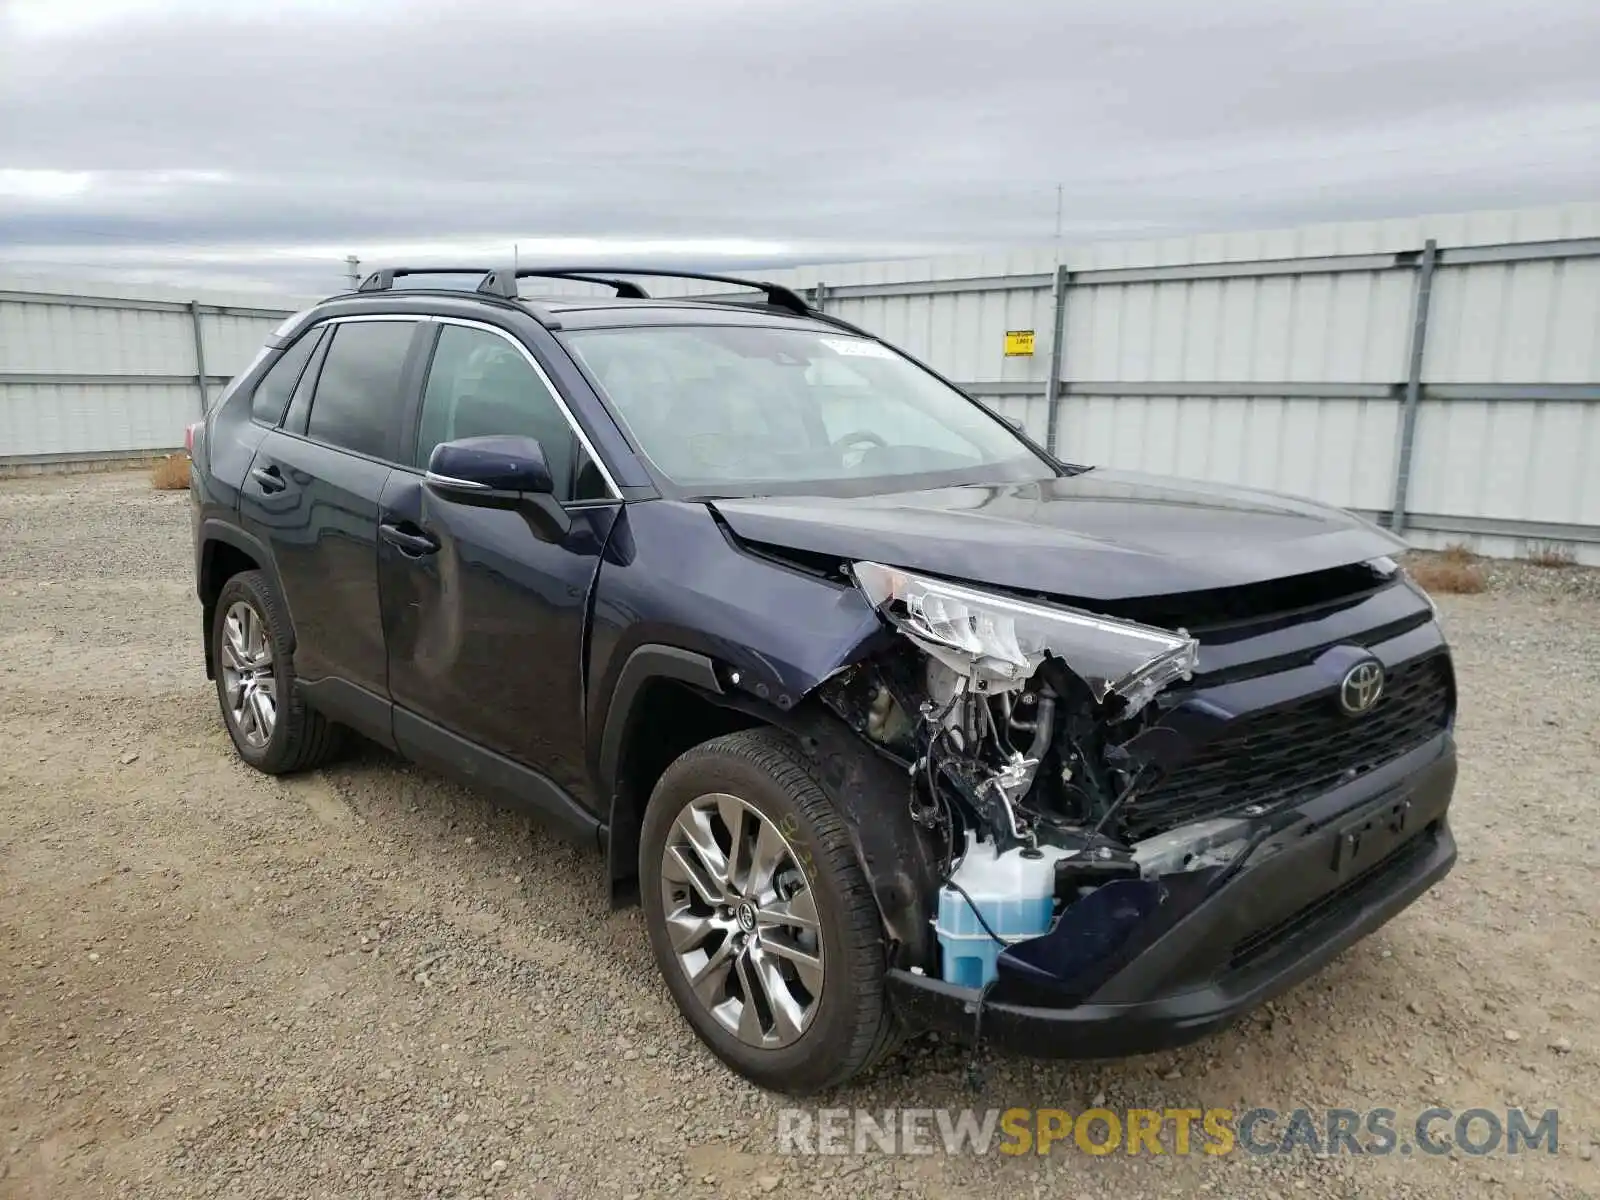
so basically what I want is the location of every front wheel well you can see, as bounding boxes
[199,539,261,677]
[606,679,759,902]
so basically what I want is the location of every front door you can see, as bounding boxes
[378,319,619,813]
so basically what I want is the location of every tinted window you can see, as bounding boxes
[250,330,321,426]
[283,327,332,435]
[416,325,581,499]
[305,321,417,460]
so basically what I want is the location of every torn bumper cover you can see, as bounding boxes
[888,735,1457,1056]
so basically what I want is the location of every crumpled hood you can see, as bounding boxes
[710,469,1405,602]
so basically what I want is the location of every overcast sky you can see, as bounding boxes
[1,0,1596,293]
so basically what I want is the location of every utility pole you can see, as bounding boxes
[345,255,361,289]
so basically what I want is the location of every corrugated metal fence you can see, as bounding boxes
[0,276,303,471]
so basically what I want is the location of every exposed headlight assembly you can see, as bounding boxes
[851,561,1199,716]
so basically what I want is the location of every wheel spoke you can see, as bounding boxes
[672,807,731,898]
[663,843,725,909]
[247,690,269,741]
[251,686,276,735]
[716,795,751,893]
[664,904,715,954]
[246,608,267,664]
[687,937,737,1007]
[751,948,808,1042]
[747,818,789,897]
[236,689,258,740]
[734,952,768,1042]
[225,612,248,662]
[757,885,819,934]
[758,935,823,995]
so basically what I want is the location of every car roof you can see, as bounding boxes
[307,265,854,337]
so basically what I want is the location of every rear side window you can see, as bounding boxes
[250,330,321,426]
[304,321,418,460]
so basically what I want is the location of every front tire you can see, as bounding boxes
[639,729,900,1094]
[212,570,342,774]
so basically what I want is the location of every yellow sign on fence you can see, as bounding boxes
[1004,330,1035,357]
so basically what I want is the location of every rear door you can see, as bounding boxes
[377,317,620,817]
[238,315,427,742]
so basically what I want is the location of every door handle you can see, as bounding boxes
[380,522,440,558]
[250,465,287,493]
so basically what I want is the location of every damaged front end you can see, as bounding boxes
[818,560,1272,1000]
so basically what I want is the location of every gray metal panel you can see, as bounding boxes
[1349,509,1600,546]
[0,290,294,319]
[0,373,235,386]
[1433,237,1600,266]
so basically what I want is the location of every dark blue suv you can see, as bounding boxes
[190,267,1457,1094]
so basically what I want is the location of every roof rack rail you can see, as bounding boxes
[484,270,650,299]
[356,266,510,294]
[489,267,812,316]
[355,264,818,321]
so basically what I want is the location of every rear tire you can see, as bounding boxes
[212,570,342,774]
[639,728,901,1094]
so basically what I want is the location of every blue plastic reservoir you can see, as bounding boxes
[935,833,1080,988]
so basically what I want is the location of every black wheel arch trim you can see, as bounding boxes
[597,644,941,971]
[198,519,291,679]
[598,644,725,887]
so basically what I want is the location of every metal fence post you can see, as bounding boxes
[1389,239,1437,533]
[1043,264,1070,455]
[812,281,828,313]
[188,300,210,416]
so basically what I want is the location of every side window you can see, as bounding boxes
[250,329,321,426]
[415,325,582,499]
[282,326,332,435]
[304,321,418,460]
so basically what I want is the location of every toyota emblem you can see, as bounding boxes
[1339,660,1385,716]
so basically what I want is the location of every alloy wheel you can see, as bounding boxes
[220,600,277,748]
[659,792,824,1049]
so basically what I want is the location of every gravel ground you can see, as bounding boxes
[2,471,1598,1200]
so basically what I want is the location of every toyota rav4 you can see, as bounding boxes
[189,266,1457,1094]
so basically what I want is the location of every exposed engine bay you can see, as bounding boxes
[817,560,1265,989]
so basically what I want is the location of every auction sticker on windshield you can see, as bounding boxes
[821,337,898,359]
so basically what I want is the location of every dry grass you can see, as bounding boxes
[150,454,191,491]
[1410,559,1487,594]
[1438,541,1479,564]
[1525,541,1577,569]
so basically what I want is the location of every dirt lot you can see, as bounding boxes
[2,471,1598,1199]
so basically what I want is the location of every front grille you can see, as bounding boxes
[1125,653,1453,838]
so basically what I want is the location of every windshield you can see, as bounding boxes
[561,325,1053,497]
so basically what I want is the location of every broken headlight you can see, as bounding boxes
[851,561,1198,715]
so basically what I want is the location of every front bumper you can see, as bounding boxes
[887,732,1457,1058]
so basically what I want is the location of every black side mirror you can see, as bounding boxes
[425,435,570,540]
[426,435,553,497]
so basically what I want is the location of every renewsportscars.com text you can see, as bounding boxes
[777,1106,1560,1158]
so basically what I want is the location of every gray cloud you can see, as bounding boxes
[2,0,1596,292]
